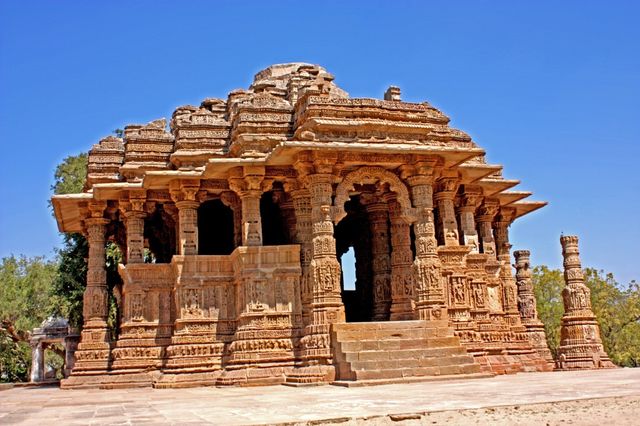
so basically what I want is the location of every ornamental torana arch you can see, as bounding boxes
[332,166,415,224]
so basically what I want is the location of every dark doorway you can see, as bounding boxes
[144,204,176,263]
[335,196,374,322]
[198,199,234,255]
[260,190,290,246]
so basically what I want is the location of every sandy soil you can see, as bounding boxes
[339,396,640,426]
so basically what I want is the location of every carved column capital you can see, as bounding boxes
[169,179,200,203]
[434,177,458,200]
[477,200,499,223]
[434,177,459,246]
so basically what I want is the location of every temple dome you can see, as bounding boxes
[250,62,349,100]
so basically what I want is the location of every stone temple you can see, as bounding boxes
[53,63,602,389]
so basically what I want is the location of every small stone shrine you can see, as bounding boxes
[53,63,598,389]
[29,317,79,382]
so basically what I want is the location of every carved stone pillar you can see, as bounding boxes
[514,250,554,366]
[30,341,44,382]
[407,170,447,321]
[557,236,614,369]
[71,203,112,374]
[291,187,313,328]
[123,195,146,263]
[476,201,498,258]
[388,196,414,320]
[300,172,344,364]
[362,197,391,321]
[457,187,481,253]
[163,203,180,254]
[434,177,459,246]
[279,192,297,244]
[493,208,520,325]
[229,167,264,246]
[220,191,242,249]
[170,180,200,255]
[176,201,199,254]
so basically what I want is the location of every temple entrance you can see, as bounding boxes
[335,194,376,322]
[198,199,234,255]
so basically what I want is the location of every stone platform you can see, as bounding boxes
[1,368,639,425]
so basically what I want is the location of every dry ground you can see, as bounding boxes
[1,368,639,425]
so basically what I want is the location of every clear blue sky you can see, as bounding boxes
[1,1,638,284]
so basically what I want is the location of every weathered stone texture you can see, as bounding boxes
[51,63,607,389]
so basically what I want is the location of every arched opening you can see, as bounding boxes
[144,204,176,263]
[261,189,290,246]
[198,199,234,255]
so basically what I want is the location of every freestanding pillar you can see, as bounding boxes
[30,341,44,382]
[557,235,615,369]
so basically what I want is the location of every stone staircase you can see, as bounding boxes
[331,320,490,386]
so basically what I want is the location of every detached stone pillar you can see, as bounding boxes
[408,172,447,321]
[30,341,44,382]
[493,208,520,325]
[514,250,554,366]
[457,188,481,252]
[72,207,112,373]
[434,177,459,246]
[388,196,414,320]
[476,201,498,258]
[557,236,614,369]
[362,197,391,321]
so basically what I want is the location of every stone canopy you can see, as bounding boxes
[52,63,559,389]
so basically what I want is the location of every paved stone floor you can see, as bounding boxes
[1,368,639,425]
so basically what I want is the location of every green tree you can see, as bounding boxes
[533,266,640,367]
[50,154,89,329]
[0,255,57,382]
[51,153,88,195]
[532,265,565,359]
[50,153,122,334]
[585,270,640,367]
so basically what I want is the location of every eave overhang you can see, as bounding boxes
[51,193,93,233]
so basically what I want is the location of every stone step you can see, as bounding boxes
[331,321,453,342]
[332,328,457,342]
[343,354,478,371]
[331,372,493,387]
[338,345,467,363]
[338,338,451,352]
[336,336,462,354]
[331,320,483,384]
[332,320,449,331]
[350,363,483,381]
